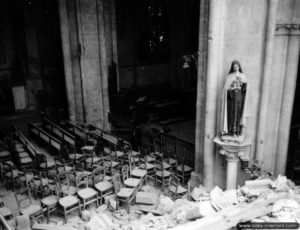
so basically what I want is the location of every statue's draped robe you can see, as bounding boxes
[221,73,248,136]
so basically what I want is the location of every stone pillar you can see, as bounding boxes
[275,25,300,175]
[58,0,76,122]
[192,0,208,186]
[226,156,239,189]
[255,0,278,162]
[96,0,110,131]
[202,0,226,189]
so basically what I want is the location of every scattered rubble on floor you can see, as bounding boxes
[18,175,300,230]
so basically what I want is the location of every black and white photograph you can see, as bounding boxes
[0,0,299,229]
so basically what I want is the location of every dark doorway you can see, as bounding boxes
[286,54,300,184]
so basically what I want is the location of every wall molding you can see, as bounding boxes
[276,23,300,36]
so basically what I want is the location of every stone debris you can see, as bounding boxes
[156,195,175,214]
[136,192,159,205]
[141,185,157,193]
[210,186,233,211]
[191,185,209,201]
[8,173,300,230]
[81,210,91,221]
[96,204,108,213]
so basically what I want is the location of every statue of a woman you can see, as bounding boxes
[221,60,248,143]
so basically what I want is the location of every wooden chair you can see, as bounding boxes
[36,153,55,177]
[138,148,156,183]
[176,155,193,185]
[53,157,73,175]
[15,185,44,223]
[112,173,135,213]
[57,172,81,223]
[92,166,114,205]
[128,155,146,189]
[3,161,22,191]
[121,165,141,190]
[75,174,99,210]
[155,153,171,191]
[40,182,59,223]
[102,150,121,175]
[82,146,101,171]
[56,171,77,197]
[167,174,187,200]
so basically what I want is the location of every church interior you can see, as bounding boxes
[0,0,300,229]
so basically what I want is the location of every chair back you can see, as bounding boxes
[121,165,129,182]
[75,174,88,191]
[92,166,106,185]
[112,173,122,194]
[128,155,138,173]
[15,187,32,212]
[56,171,70,195]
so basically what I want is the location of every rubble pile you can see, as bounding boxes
[60,176,300,230]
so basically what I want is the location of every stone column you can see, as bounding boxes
[275,25,300,175]
[192,0,208,186]
[202,0,226,189]
[225,155,239,189]
[58,0,76,122]
[255,0,278,162]
[96,0,110,131]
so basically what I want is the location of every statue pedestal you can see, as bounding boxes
[214,136,252,189]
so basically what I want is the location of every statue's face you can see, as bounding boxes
[233,64,240,72]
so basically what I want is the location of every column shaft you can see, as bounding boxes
[58,0,76,121]
[255,0,278,162]
[275,36,300,175]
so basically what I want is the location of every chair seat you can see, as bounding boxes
[78,188,98,199]
[0,207,12,217]
[117,188,134,198]
[40,161,55,169]
[124,178,141,187]
[59,195,79,207]
[19,152,29,158]
[161,162,171,169]
[131,168,147,178]
[20,204,42,216]
[156,170,171,177]
[65,166,73,172]
[177,165,192,172]
[103,161,119,168]
[69,153,83,160]
[95,181,113,192]
[41,195,58,206]
[168,158,177,165]
[170,185,187,194]
[116,151,124,157]
[21,157,33,164]
[81,146,94,151]
[0,151,10,158]
[131,151,140,156]
[104,175,112,181]
[16,147,25,153]
[34,178,49,187]
[140,163,155,170]
[15,143,24,148]
[86,157,101,163]
[104,147,110,154]
[61,185,77,196]
[75,171,92,177]
[147,156,155,162]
